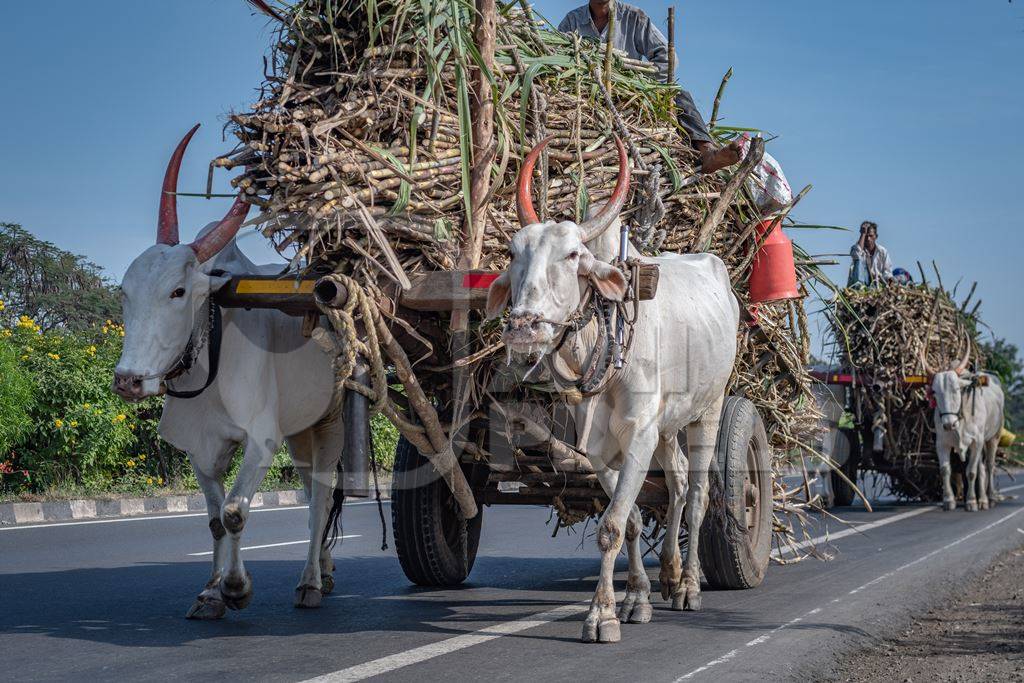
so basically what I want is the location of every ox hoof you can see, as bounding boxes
[294,585,323,609]
[672,587,702,612]
[320,574,335,595]
[582,618,621,643]
[966,501,979,512]
[221,572,253,611]
[186,597,226,620]
[942,499,956,511]
[979,500,990,511]
[221,503,246,534]
[618,600,652,624]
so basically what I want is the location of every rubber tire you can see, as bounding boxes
[830,428,860,507]
[698,397,773,590]
[391,436,483,586]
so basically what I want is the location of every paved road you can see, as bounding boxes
[2,477,1023,682]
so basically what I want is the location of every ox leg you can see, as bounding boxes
[938,445,956,511]
[655,437,687,606]
[295,417,344,608]
[676,396,724,612]
[965,441,981,512]
[617,506,652,625]
[976,443,990,511]
[186,444,234,620]
[582,431,656,643]
[220,435,279,610]
[985,437,1002,503]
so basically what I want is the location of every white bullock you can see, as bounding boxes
[486,137,740,643]
[113,125,342,617]
[925,344,1005,511]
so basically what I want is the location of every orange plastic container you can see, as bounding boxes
[748,219,800,303]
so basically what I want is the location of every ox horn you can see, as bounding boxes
[157,124,201,246]
[189,196,252,264]
[577,137,631,243]
[952,329,972,375]
[515,135,555,227]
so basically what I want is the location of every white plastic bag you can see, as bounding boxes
[735,134,792,211]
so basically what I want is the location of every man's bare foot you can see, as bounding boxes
[697,140,743,174]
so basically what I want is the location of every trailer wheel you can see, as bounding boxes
[391,436,482,586]
[830,428,860,507]
[698,397,773,590]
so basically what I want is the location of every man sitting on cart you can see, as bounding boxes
[558,0,742,174]
[848,220,893,287]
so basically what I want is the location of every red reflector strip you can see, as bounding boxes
[463,273,500,289]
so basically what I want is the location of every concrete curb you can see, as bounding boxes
[0,489,310,527]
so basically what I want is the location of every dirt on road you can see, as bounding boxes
[828,540,1024,682]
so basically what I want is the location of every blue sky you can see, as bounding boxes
[2,1,1022,355]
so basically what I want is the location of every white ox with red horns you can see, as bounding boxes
[487,137,740,643]
[924,338,1006,511]
[113,125,344,617]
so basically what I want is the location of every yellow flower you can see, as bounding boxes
[106,320,112,326]
[138,454,146,462]
[47,353,60,361]
[20,354,28,361]
[1,330,11,338]
[83,403,91,409]
[126,459,135,468]
[146,477,154,485]
[114,414,126,422]
[101,326,108,335]
[119,329,125,337]
[0,300,5,311]
[54,419,64,428]
[129,424,136,431]
[87,345,97,355]
[157,477,164,486]
[70,420,78,428]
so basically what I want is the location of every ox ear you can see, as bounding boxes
[958,376,973,390]
[578,252,627,302]
[485,271,511,320]
[192,264,232,294]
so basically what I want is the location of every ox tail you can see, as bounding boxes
[321,459,345,551]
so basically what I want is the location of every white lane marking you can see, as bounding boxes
[301,603,590,683]
[1001,483,1024,492]
[676,505,1024,681]
[773,506,934,558]
[0,499,390,532]
[188,535,361,556]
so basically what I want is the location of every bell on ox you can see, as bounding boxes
[748,219,800,304]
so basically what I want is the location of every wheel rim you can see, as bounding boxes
[743,438,764,541]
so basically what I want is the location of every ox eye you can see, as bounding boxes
[170,287,186,299]
[567,250,579,260]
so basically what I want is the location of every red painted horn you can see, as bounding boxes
[157,124,201,246]
[516,136,555,227]
[189,196,252,264]
[578,137,631,243]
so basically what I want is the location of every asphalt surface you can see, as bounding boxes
[2,476,1023,683]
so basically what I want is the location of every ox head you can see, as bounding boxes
[921,334,972,432]
[485,136,630,360]
[113,125,250,401]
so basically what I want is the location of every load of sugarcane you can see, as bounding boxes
[222,0,823,522]
[830,274,983,500]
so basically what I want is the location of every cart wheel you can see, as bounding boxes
[391,436,482,586]
[830,428,860,507]
[698,397,772,590]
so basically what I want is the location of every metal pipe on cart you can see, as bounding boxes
[343,359,372,498]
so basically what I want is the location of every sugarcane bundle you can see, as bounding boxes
[223,0,822,476]
[830,277,983,499]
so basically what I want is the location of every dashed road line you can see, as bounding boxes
[675,505,1024,681]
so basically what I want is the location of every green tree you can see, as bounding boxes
[981,338,1024,432]
[0,222,121,331]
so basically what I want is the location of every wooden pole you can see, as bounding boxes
[666,7,676,85]
[453,0,497,331]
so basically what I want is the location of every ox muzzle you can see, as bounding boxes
[503,311,555,353]
[112,371,164,402]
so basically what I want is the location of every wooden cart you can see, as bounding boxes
[215,271,775,590]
